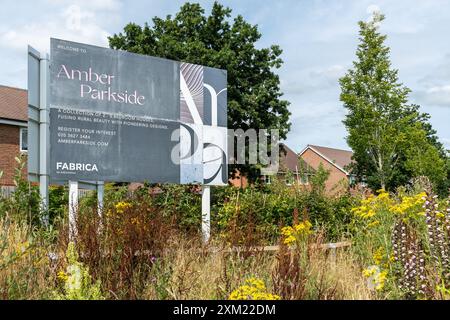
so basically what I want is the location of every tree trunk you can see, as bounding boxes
[378,152,386,190]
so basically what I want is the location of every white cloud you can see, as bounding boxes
[413,84,450,108]
[441,138,450,150]
[310,64,345,79]
[46,0,122,11]
[366,4,381,15]
[0,2,120,53]
[366,4,382,26]
[425,85,450,107]
[0,0,121,88]
[427,85,450,94]
[282,64,346,96]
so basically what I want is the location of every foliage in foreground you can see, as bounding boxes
[1,157,449,300]
[53,242,104,300]
[340,12,447,194]
[351,178,450,299]
[229,278,280,300]
[0,179,367,300]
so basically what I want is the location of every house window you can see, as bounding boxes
[300,173,309,185]
[20,128,28,152]
[263,175,272,185]
[285,176,294,186]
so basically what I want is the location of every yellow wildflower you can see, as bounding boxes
[281,226,293,236]
[373,247,384,265]
[436,212,445,219]
[389,192,427,217]
[294,221,312,236]
[375,270,388,291]
[283,235,296,245]
[16,241,30,254]
[362,265,388,291]
[229,277,280,300]
[57,270,69,282]
[281,221,313,245]
[367,220,380,228]
[352,191,393,221]
[115,201,132,214]
[362,266,377,277]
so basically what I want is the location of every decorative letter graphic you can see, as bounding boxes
[178,63,228,185]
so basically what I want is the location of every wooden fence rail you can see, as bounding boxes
[67,240,352,262]
[206,241,352,253]
[204,241,352,263]
[128,241,352,259]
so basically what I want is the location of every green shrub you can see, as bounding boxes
[214,175,356,243]
[0,156,42,226]
[53,242,104,300]
[48,186,68,225]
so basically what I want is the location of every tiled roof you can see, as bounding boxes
[0,85,28,122]
[279,144,299,172]
[279,144,315,174]
[306,144,354,172]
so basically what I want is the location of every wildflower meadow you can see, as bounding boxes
[1,157,449,300]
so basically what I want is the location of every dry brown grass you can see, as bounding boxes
[0,219,55,299]
[139,233,371,300]
[307,248,373,300]
[141,236,275,300]
[270,231,372,300]
[1,199,372,300]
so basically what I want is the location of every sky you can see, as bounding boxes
[0,0,449,152]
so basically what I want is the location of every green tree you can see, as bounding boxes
[404,123,446,189]
[390,107,447,193]
[446,151,450,193]
[109,2,291,181]
[309,163,330,196]
[339,13,446,192]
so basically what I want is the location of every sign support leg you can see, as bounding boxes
[39,55,49,217]
[69,180,78,242]
[39,175,49,222]
[97,181,104,233]
[97,181,104,218]
[201,185,211,243]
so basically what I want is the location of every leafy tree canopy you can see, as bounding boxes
[340,13,447,193]
[109,2,291,180]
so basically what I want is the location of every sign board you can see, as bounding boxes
[27,46,43,183]
[48,38,227,185]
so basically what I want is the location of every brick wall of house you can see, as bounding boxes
[229,171,248,188]
[0,124,21,186]
[300,148,348,194]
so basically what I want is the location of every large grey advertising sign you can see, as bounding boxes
[49,38,227,185]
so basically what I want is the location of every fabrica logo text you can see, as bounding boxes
[56,162,99,172]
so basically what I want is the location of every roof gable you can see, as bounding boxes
[0,85,28,122]
[279,143,303,172]
[299,144,353,174]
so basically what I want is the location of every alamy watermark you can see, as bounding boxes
[171,128,280,176]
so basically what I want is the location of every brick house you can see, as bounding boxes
[0,85,28,186]
[299,144,355,194]
[229,170,249,188]
[229,146,290,188]
[260,144,315,186]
